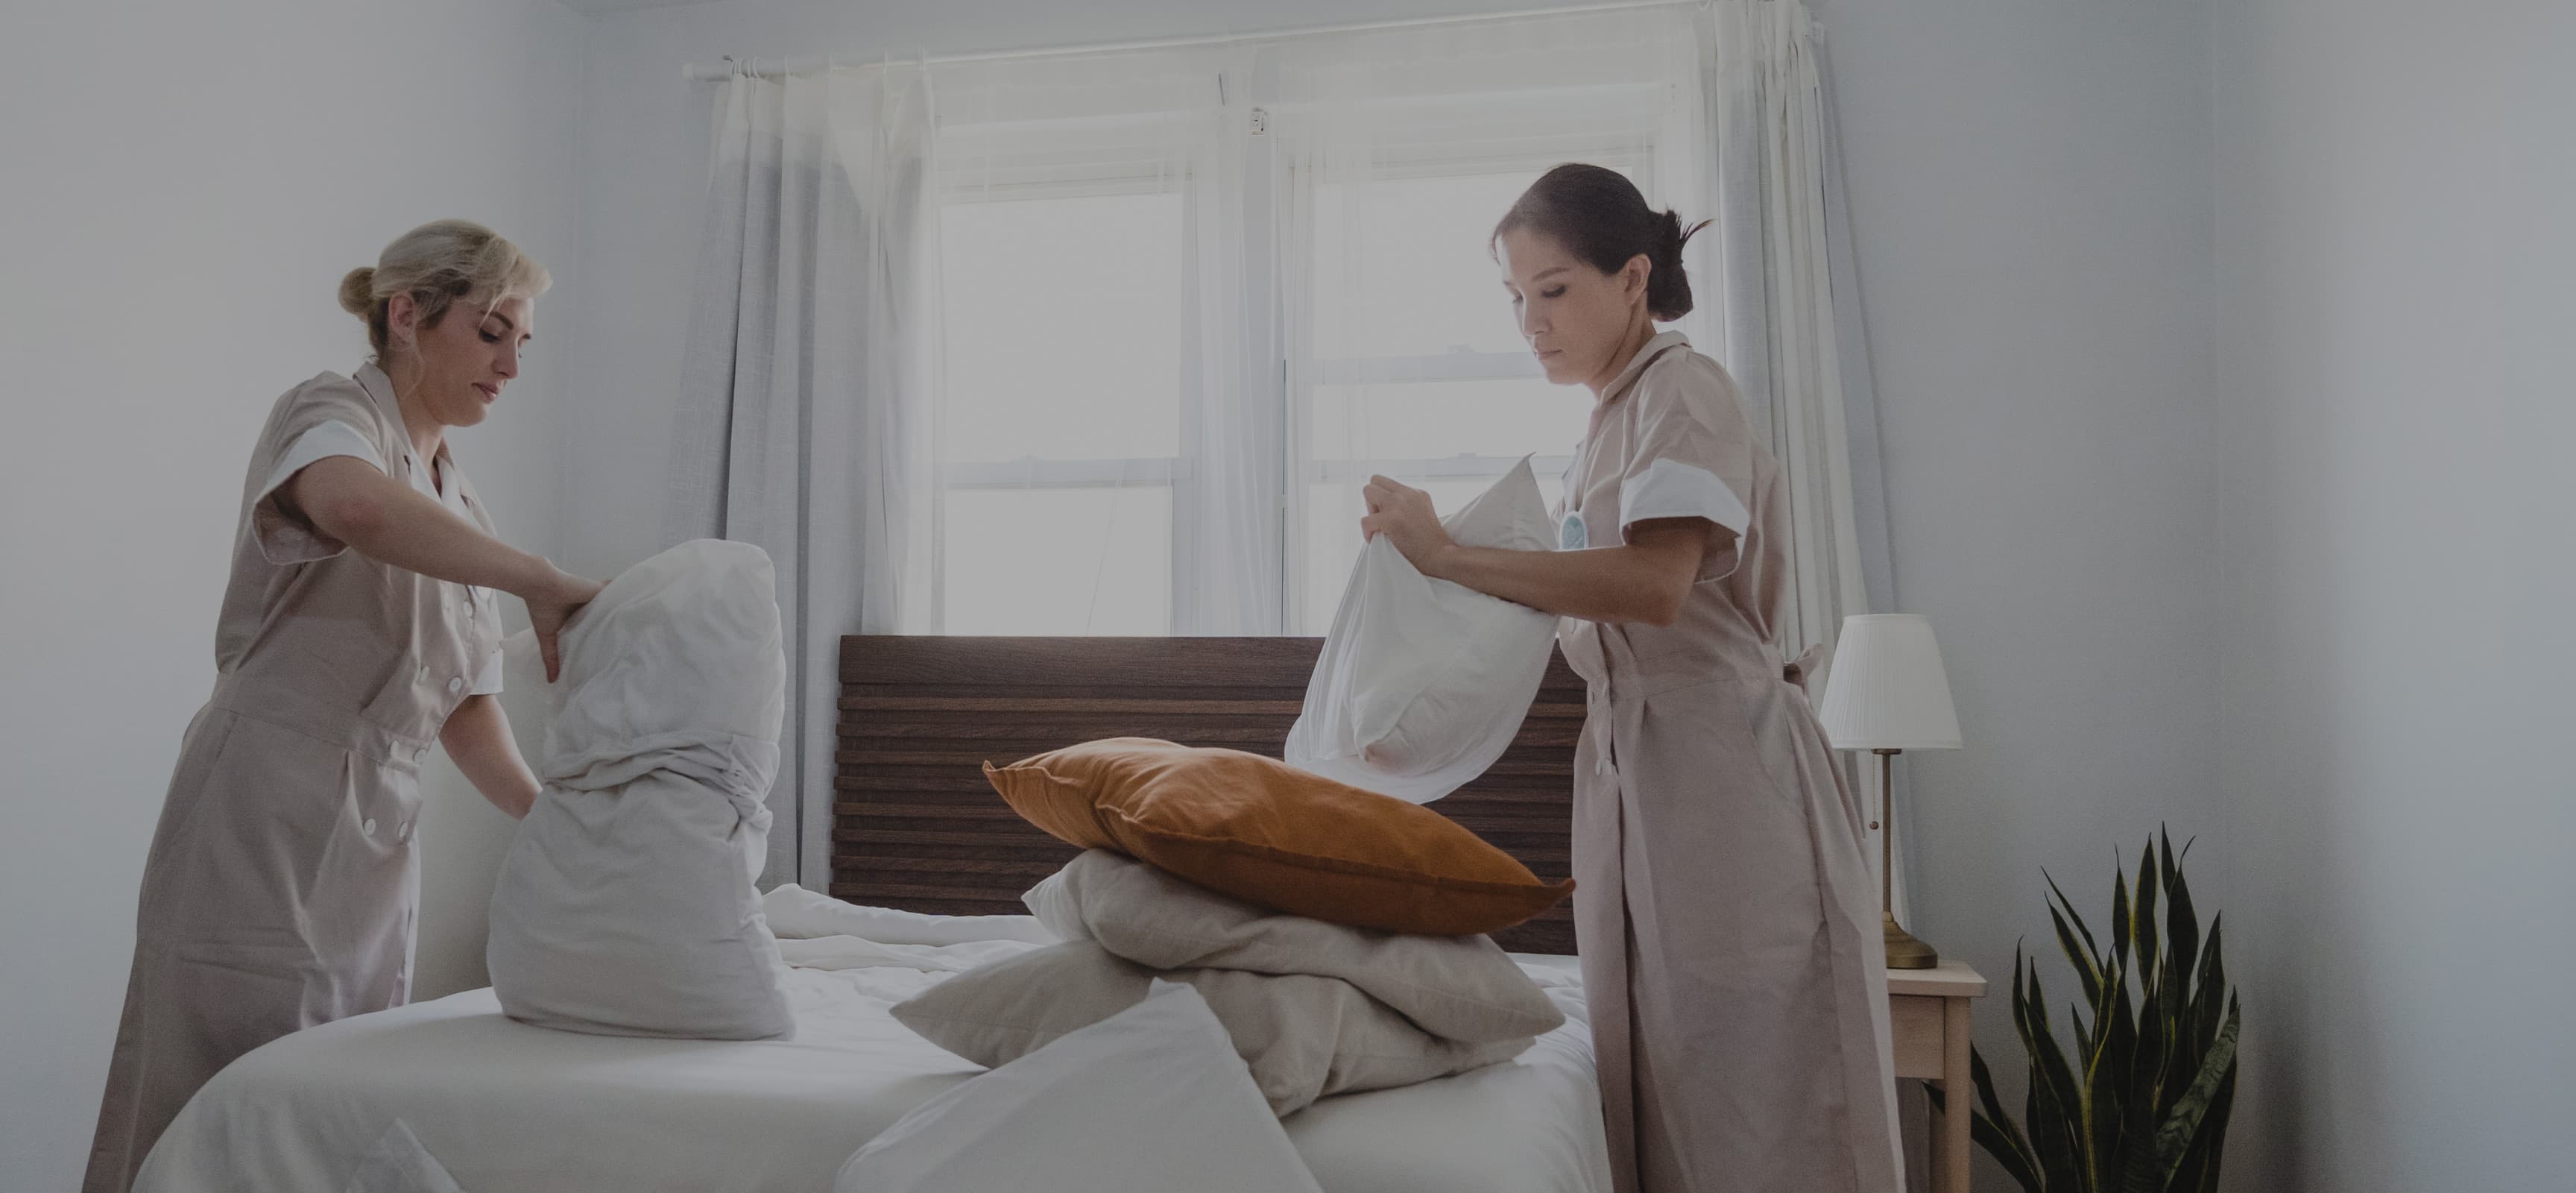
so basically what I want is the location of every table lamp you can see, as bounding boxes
[1814,614,1962,969]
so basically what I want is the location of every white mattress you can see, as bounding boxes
[136,943,1606,1193]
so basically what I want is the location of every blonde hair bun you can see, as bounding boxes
[338,267,379,318]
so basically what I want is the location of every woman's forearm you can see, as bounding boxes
[1421,523,1711,626]
[290,457,575,601]
[441,695,540,819]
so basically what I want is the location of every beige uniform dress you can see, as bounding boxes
[84,363,504,1193]
[1557,333,1901,1193]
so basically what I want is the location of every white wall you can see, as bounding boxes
[0,1,586,1187]
[1811,0,2226,1182]
[2209,0,2576,1187]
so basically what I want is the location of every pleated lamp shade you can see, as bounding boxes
[1816,614,1963,751]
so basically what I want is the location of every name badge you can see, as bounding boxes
[1559,511,1588,551]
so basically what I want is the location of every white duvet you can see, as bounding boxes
[136,906,1608,1193]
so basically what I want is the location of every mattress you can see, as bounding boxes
[135,936,1606,1193]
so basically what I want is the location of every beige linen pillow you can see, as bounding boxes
[888,942,1532,1117]
[1023,850,1561,1044]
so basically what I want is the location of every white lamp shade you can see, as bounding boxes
[1816,614,1963,750]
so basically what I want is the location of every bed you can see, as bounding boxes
[136,636,1603,1193]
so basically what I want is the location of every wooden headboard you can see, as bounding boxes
[835,636,1582,954]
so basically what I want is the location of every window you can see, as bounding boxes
[925,14,1702,635]
[935,145,1193,635]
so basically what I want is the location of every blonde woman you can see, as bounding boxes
[85,221,602,1193]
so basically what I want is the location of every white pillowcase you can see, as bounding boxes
[891,942,1534,1116]
[1285,457,1559,803]
[1025,850,1562,1044]
[762,882,1057,946]
[486,540,793,1041]
[843,982,1325,1193]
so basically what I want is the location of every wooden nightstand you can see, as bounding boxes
[1889,961,1987,1193]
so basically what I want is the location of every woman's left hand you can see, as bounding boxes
[1360,475,1454,574]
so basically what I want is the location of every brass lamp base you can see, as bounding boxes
[1872,748,1939,969]
[1884,913,1940,969]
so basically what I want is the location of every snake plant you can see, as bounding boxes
[1931,830,2241,1192]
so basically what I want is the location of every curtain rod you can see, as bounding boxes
[681,0,1713,81]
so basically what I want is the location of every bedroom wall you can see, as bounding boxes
[1808,1,2224,1185]
[0,1,586,1188]
[564,4,2227,1186]
[2209,0,2576,1186]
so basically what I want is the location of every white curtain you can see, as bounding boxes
[663,63,942,888]
[1701,0,1907,921]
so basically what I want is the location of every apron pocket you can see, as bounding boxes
[167,937,325,1051]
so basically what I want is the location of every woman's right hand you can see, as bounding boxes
[524,568,604,683]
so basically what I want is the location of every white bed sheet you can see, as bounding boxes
[136,939,1606,1193]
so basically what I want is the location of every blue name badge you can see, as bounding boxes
[1559,511,1588,551]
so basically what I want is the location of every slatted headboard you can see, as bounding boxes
[835,636,1582,954]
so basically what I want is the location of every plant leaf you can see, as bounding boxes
[2085,956,2138,1189]
[2133,840,2162,998]
[1933,1061,2046,1193]
[2150,998,2242,1184]
[2115,976,2171,1193]
[2048,869,2104,963]
[2192,916,2229,1054]
[2111,862,2133,971]
[2171,1014,2238,1193]
[2051,899,2106,1011]
[1970,1043,2045,1184]
[2159,829,2200,1042]
[2015,957,2086,1190]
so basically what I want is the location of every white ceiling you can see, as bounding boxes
[554,0,718,15]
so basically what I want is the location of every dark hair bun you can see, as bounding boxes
[1644,210,1695,321]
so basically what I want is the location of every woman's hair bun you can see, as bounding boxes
[337,266,378,318]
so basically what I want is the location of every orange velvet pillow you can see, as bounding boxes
[984,737,1573,937]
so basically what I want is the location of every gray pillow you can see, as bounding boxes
[1023,850,1562,1043]
[889,941,1533,1117]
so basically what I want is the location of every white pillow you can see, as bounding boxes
[1285,457,1559,803]
[486,540,793,1041]
[1024,850,1562,1043]
[762,882,1057,946]
[889,941,1533,1116]
[843,982,1325,1193]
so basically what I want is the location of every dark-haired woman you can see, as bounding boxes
[1361,164,1900,1192]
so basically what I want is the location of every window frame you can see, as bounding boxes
[929,76,1683,635]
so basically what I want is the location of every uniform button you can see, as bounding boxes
[447,677,463,694]
[417,666,430,682]
[399,822,414,841]
[363,817,378,837]
[1596,758,1614,777]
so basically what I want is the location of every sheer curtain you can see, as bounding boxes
[1701,0,1907,921]
[664,62,941,887]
